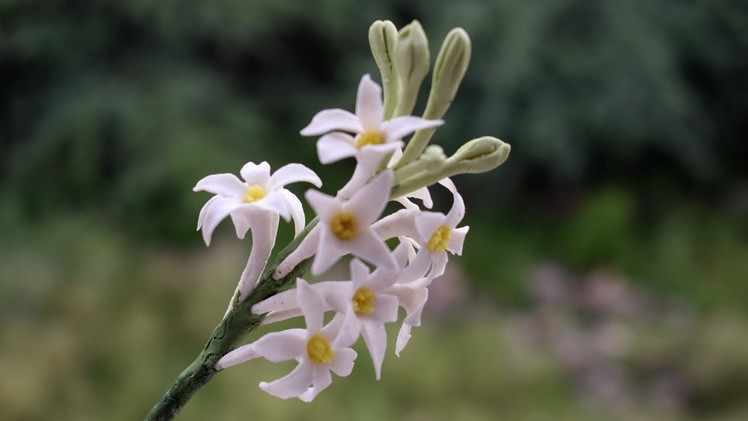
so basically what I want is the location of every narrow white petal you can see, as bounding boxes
[355,74,384,131]
[398,248,432,283]
[441,178,466,227]
[299,366,333,402]
[261,308,304,325]
[349,259,370,289]
[240,161,271,186]
[301,109,362,136]
[229,210,251,239]
[260,360,314,400]
[395,324,413,357]
[268,163,322,191]
[252,329,307,362]
[405,186,433,209]
[193,173,246,197]
[414,211,448,244]
[317,132,358,164]
[200,197,240,246]
[336,153,378,200]
[346,229,398,271]
[448,226,469,256]
[329,348,357,377]
[427,252,449,282]
[279,189,306,237]
[216,343,260,369]
[274,225,320,279]
[345,170,393,224]
[305,189,342,221]
[332,310,362,349]
[373,209,419,240]
[197,196,220,230]
[371,293,399,323]
[310,228,347,276]
[381,116,443,142]
[297,279,325,332]
[253,191,291,221]
[361,321,387,380]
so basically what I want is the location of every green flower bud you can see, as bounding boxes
[395,28,471,170]
[393,20,430,117]
[368,20,399,119]
[445,136,511,174]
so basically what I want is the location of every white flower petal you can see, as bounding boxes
[373,209,419,240]
[301,109,362,136]
[328,348,357,377]
[216,343,260,369]
[305,189,342,221]
[279,189,306,237]
[253,191,291,221]
[229,210,251,239]
[235,212,279,301]
[395,324,413,357]
[268,163,322,191]
[260,360,314,400]
[346,229,398,271]
[381,116,443,142]
[252,329,307,362]
[335,149,382,200]
[427,251,449,282]
[345,170,393,223]
[399,248,432,283]
[299,365,333,402]
[448,226,469,256]
[407,186,433,209]
[297,279,325,332]
[193,173,246,197]
[261,308,303,325]
[371,293,399,323]
[310,228,348,276]
[317,132,358,164]
[274,225,320,279]
[200,197,240,246]
[441,178,466,227]
[349,259,370,289]
[414,211,448,244]
[240,161,271,186]
[355,74,384,131]
[197,195,220,230]
[361,321,387,380]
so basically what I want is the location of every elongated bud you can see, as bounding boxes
[427,28,471,120]
[369,20,399,119]
[445,136,511,174]
[391,137,510,198]
[395,28,472,170]
[393,20,430,117]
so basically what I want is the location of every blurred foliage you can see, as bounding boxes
[1,0,747,241]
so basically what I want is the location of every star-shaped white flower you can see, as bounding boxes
[216,279,358,402]
[194,161,321,300]
[275,170,398,278]
[195,161,321,244]
[324,259,399,379]
[300,74,443,164]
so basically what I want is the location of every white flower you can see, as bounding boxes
[300,74,443,164]
[324,259,399,379]
[194,161,321,301]
[275,170,398,278]
[195,161,321,245]
[216,279,358,402]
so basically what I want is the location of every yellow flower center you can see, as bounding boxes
[330,211,358,241]
[243,184,266,203]
[355,130,385,149]
[307,334,335,365]
[352,287,376,315]
[427,225,451,252]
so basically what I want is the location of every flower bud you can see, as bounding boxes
[426,28,471,120]
[393,20,430,117]
[369,20,399,119]
[446,137,511,174]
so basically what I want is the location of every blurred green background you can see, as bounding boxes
[2,0,747,419]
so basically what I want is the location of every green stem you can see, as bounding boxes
[145,219,318,420]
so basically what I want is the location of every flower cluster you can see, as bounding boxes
[191,20,511,402]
